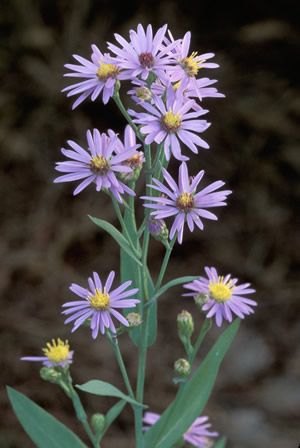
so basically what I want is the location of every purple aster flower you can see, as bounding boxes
[142,162,231,244]
[54,128,137,201]
[63,45,125,109]
[130,85,210,161]
[127,79,154,104]
[165,31,219,100]
[107,24,177,81]
[21,338,73,368]
[62,271,140,339]
[143,412,218,447]
[183,266,257,327]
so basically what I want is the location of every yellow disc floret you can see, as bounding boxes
[176,192,194,211]
[90,155,109,174]
[43,339,70,363]
[209,276,235,302]
[90,289,110,310]
[97,63,119,80]
[162,111,182,132]
[180,52,201,77]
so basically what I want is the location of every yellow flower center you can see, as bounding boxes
[209,276,235,302]
[90,155,109,174]
[43,339,70,363]
[180,52,200,77]
[176,192,194,211]
[97,63,119,80]
[89,289,110,310]
[162,111,182,132]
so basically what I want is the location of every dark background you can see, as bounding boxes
[1,0,299,447]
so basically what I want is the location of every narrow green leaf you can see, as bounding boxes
[76,380,145,408]
[213,437,227,448]
[121,206,157,347]
[7,387,87,448]
[145,319,240,448]
[100,400,126,439]
[89,216,142,266]
[146,276,199,308]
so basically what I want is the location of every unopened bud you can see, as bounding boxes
[194,292,209,307]
[177,310,194,340]
[148,218,169,242]
[91,413,106,435]
[120,152,144,182]
[135,86,152,101]
[40,367,62,384]
[174,358,191,377]
[126,312,142,327]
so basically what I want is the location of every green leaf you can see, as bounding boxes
[7,387,87,448]
[213,437,227,448]
[89,215,142,266]
[146,276,199,308]
[144,319,240,448]
[121,205,157,347]
[76,380,145,408]
[100,400,126,440]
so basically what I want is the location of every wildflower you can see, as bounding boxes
[143,412,218,447]
[21,338,73,368]
[62,271,139,339]
[147,217,169,242]
[107,24,176,81]
[167,31,219,100]
[183,267,257,327]
[54,128,137,201]
[130,85,210,161]
[142,162,231,244]
[127,79,153,104]
[62,45,125,109]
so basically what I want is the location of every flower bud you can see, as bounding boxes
[135,86,152,101]
[119,152,144,182]
[177,310,194,340]
[174,358,191,377]
[91,413,106,435]
[147,218,169,242]
[194,292,209,307]
[126,312,142,327]
[40,367,63,384]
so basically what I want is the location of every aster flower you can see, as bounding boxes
[107,24,176,81]
[130,85,210,161]
[62,271,140,339]
[21,338,73,368]
[142,162,231,244]
[143,412,218,447]
[54,128,137,201]
[63,45,124,109]
[183,267,257,327]
[167,31,219,99]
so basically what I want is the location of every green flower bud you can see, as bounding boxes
[194,292,209,307]
[147,218,169,243]
[91,413,106,435]
[135,86,152,101]
[177,310,194,340]
[40,367,63,384]
[119,152,144,182]
[174,358,191,377]
[126,312,142,327]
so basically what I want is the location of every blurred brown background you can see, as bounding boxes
[1,0,299,447]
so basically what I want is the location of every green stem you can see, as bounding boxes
[107,333,135,398]
[155,237,176,290]
[64,377,98,448]
[113,93,144,142]
[110,194,141,257]
[189,319,212,364]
